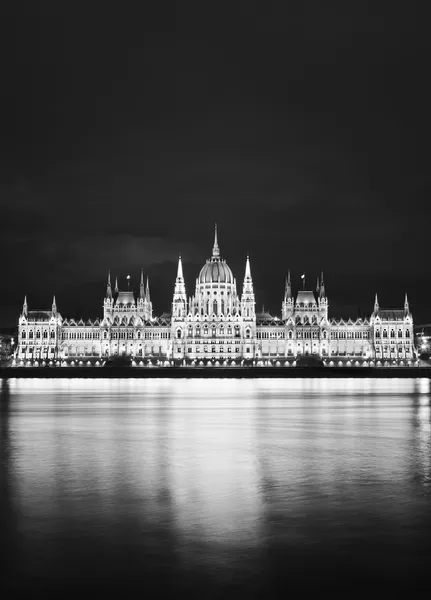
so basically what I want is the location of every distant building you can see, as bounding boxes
[0,333,16,365]
[15,227,417,367]
[415,324,431,356]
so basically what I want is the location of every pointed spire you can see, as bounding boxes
[177,254,184,280]
[212,223,220,258]
[115,277,119,294]
[285,270,292,299]
[106,270,112,299]
[146,276,151,303]
[374,293,379,313]
[22,295,28,317]
[404,293,409,314]
[52,295,57,315]
[140,269,145,299]
[320,270,325,298]
[245,254,252,279]
[316,277,320,293]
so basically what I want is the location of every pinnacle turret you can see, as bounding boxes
[140,269,145,300]
[145,276,151,303]
[22,295,28,317]
[320,271,325,298]
[374,293,379,314]
[404,293,409,315]
[106,270,112,299]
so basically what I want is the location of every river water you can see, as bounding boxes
[1,378,431,596]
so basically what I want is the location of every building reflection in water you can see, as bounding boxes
[1,377,431,591]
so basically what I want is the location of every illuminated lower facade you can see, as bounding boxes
[15,228,417,366]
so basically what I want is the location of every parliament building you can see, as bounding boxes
[15,227,417,367]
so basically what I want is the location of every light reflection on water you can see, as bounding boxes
[1,378,431,594]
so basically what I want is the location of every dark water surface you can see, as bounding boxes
[1,378,431,597]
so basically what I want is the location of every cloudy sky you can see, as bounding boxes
[1,1,429,326]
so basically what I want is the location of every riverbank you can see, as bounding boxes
[1,366,431,378]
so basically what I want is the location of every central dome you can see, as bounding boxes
[198,225,234,284]
[198,259,234,284]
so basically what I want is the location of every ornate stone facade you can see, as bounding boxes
[15,227,417,366]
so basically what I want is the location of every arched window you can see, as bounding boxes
[50,330,55,339]
[176,329,182,339]
[323,331,327,339]
[406,329,410,338]
[36,330,41,339]
[398,329,403,338]
[383,330,388,338]
[375,330,381,338]
[390,330,395,338]
[213,300,217,315]
[43,330,48,339]
[29,330,33,339]
[21,330,26,339]
[288,330,293,339]
[246,329,251,339]
[103,331,108,339]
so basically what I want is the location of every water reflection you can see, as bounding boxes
[1,378,431,593]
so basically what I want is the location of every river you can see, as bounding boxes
[1,378,430,596]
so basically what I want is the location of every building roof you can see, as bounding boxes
[115,291,136,306]
[378,309,405,321]
[295,290,317,305]
[27,310,53,321]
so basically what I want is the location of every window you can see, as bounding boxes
[406,330,410,338]
[21,330,26,339]
[177,329,181,339]
[188,348,192,353]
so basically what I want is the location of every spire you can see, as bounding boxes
[245,254,252,279]
[177,254,184,280]
[106,270,112,299]
[52,295,57,316]
[212,223,220,258]
[22,295,28,317]
[404,293,409,314]
[140,269,145,299]
[285,270,292,299]
[115,277,119,294]
[146,276,151,303]
[374,293,379,313]
[320,270,325,298]
[316,277,320,293]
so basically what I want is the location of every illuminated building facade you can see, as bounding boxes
[15,227,417,366]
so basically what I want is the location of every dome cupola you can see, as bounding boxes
[198,225,234,284]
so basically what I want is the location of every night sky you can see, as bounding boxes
[1,2,429,328]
